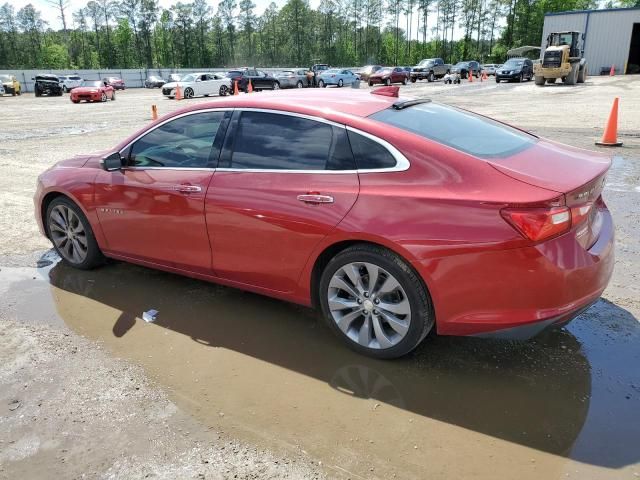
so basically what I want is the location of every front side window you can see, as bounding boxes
[370,103,535,158]
[129,111,226,168]
[228,112,355,171]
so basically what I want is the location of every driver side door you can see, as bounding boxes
[93,110,231,273]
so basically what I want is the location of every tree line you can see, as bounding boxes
[1,0,630,71]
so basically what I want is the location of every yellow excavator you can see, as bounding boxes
[534,31,587,86]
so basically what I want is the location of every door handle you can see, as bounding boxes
[297,194,334,204]
[173,184,202,193]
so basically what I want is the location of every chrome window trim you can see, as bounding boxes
[118,107,410,174]
[218,108,410,174]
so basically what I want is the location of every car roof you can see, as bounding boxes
[116,90,401,150]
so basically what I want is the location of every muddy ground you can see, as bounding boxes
[0,76,639,479]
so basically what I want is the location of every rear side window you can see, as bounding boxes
[369,103,535,158]
[229,112,355,171]
[347,130,397,170]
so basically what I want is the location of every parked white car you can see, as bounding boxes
[162,72,230,99]
[58,74,84,92]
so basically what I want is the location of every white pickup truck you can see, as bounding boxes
[58,75,84,92]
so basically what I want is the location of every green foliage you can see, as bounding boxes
[0,0,622,69]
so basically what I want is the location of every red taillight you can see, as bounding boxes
[501,207,571,242]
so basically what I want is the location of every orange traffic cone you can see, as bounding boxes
[175,84,182,101]
[482,70,488,81]
[595,97,623,147]
[151,104,158,120]
[247,80,253,93]
[233,80,239,95]
[468,69,473,82]
[610,65,615,76]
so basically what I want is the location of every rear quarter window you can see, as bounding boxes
[369,102,536,158]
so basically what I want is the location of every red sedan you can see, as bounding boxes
[34,87,614,358]
[369,67,409,86]
[70,81,116,103]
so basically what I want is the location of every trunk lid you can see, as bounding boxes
[488,139,610,248]
[486,139,611,194]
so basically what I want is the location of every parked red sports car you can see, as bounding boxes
[368,67,409,86]
[34,88,614,358]
[70,81,116,103]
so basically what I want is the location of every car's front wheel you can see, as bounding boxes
[272,81,280,90]
[318,80,325,88]
[101,92,107,102]
[296,80,304,88]
[184,87,195,98]
[46,197,104,270]
[319,244,434,359]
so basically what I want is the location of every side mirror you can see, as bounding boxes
[101,152,123,172]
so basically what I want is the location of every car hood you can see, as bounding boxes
[485,139,611,193]
[73,86,102,93]
[163,81,191,88]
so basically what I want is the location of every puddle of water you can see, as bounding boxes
[606,156,640,193]
[1,258,639,479]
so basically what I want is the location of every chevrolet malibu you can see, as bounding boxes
[34,88,614,358]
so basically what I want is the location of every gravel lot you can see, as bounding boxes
[0,76,639,479]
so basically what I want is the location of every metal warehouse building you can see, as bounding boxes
[541,7,640,75]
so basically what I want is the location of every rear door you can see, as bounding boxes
[206,110,360,293]
[94,110,231,272]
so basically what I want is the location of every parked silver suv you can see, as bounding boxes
[58,75,84,92]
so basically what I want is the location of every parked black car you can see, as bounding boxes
[451,60,481,79]
[227,68,280,92]
[33,74,63,97]
[496,58,534,82]
[144,75,165,88]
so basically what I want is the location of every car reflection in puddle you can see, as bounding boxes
[44,254,640,472]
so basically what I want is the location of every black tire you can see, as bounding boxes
[495,77,500,83]
[369,81,373,87]
[318,244,434,359]
[402,77,407,85]
[338,79,344,87]
[518,72,524,83]
[272,81,280,90]
[318,80,325,88]
[384,78,391,86]
[219,85,229,96]
[427,72,435,82]
[410,77,416,83]
[46,197,105,270]
[184,87,194,98]
[35,88,41,97]
[296,80,304,88]
[101,92,107,102]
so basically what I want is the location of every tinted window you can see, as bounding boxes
[370,103,535,158]
[129,111,225,168]
[347,130,397,170]
[230,112,355,171]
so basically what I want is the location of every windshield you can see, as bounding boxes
[324,69,340,74]
[418,59,434,66]
[86,81,103,87]
[180,74,196,82]
[455,62,468,67]
[504,60,524,67]
[370,102,535,158]
[379,68,392,74]
[279,71,294,75]
[225,71,240,77]
[69,76,81,80]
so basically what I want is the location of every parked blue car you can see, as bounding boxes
[316,69,359,87]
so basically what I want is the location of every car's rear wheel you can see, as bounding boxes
[219,84,229,96]
[411,77,416,83]
[46,197,104,270]
[296,80,304,88]
[338,79,343,87]
[384,78,391,86]
[427,72,435,82]
[319,244,434,359]
[273,81,280,90]
[101,92,107,102]
[318,80,325,88]
[184,87,194,98]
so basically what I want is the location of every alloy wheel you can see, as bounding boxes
[327,262,412,350]
[101,93,107,102]
[48,205,88,264]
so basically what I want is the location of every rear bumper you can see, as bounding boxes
[420,205,615,337]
